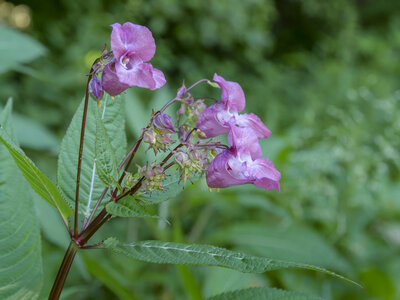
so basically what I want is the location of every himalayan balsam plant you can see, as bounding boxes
[0,22,358,300]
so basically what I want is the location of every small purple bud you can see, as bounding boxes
[158,132,174,145]
[89,76,104,101]
[175,150,190,168]
[153,113,176,132]
[143,128,156,144]
[177,81,187,98]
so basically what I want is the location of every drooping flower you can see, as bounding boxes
[102,22,166,96]
[206,126,280,191]
[196,73,270,139]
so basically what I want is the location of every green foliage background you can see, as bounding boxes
[1,0,400,299]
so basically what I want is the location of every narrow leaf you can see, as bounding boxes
[209,222,349,272]
[206,287,324,300]
[106,196,160,219]
[103,239,360,286]
[95,107,118,186]
[0,125,73,229]
[0,99,43,299]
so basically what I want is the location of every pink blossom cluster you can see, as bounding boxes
[197,74,281,192]
[91,22,280,192]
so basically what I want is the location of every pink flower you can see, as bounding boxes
[206,126,280,191]
[102,22,166,96]
[196,73,270,139]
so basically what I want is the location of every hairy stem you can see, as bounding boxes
[48,241,78,300]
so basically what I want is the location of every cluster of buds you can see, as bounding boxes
[142,113,176,154]
[174,140,221,183]
[177,96,207,127]
[137,163,166,192]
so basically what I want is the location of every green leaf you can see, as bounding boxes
[103,239,359,286]
[209,223,349,272]
[95,107,118,187]
[141,170,202,205]
[206,287,324,300]
[57,94,126,215]
[106,195,160,219]
[0,99,43,299]
[0,109,73,229]
[0,26,46,74]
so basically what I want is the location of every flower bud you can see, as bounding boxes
[138,164,166,192]
[89,76,104,101]
[174,150,190,168]
[153,113,176,132]
[177,82,187,98]
[143,128,156,144]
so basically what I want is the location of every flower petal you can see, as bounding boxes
[250,158,281,192]
[115,61,166,90]
[196,102,230,138]
[111,22,156,62]
[206,149,250,188]
[101,62,129,96]
[236,113,271,139]
[227,125,262,159]
[213,73,245,113]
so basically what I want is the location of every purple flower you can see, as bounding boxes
[206,126,280,191]
[196,73,270,139]
[89,76,104,101]
[102,22,166,96]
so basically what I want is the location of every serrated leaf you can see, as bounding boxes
[0,99,43,299]
[141,170,202,205]
[206,287,324,300]
[106,195,159,219]
[209,223,349,272]
[57,94,126,215]
[95,107,118,187]
[0,111,73,229]
[103,239,359,286]
[0,26,46,73]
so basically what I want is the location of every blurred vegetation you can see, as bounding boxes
[1,0,400,299]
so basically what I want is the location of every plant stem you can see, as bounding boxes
[48,241,78,300]
[74,72,93,238]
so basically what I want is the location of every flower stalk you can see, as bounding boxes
[48,241,78,300]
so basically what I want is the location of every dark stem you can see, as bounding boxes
[48,241,78,300]
[74,70,93,238]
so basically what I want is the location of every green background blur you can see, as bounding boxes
[1,0,400,299]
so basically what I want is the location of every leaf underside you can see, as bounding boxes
[103,239,359,286]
